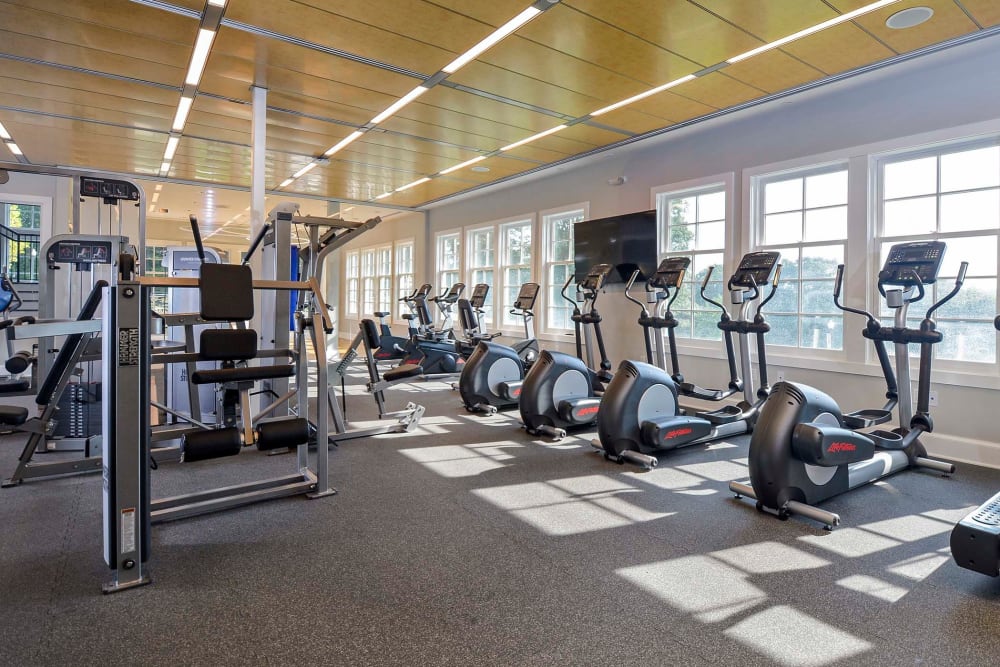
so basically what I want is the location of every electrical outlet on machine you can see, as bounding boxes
[929,390,939,408]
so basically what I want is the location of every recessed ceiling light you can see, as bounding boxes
[885,6,933,29]
[470,166,490,173]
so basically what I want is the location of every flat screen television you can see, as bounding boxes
[573,209,658,284]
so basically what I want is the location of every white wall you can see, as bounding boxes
[342,33,1000,468]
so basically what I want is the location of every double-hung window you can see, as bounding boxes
[376,245,393,315]
[753,164,848,351]
[345,251,360,316]
[542,207,583,332]
[395,240,414,321]
[467,227,495,324]
[1,199,43,283]
[436,232,461,292]
[360,248,376,317]
[499,219,532,327]
[876,140,999,366]
[655,182,727,341]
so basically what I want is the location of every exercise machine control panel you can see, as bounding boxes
[580,263,614,292]
[880,241,946,285]
[513,282,539,310]
[470,283,490,308]
[731,251,781,288]
[438,283,465,303]
[80,177,140,202]
[648,257,690,290]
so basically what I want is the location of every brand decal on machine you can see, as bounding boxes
[575,406,599,417]
[828,442,856,453]
[512,388,521,396]
[665,427,693,440]
[118,328,140,366]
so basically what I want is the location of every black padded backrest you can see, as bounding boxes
[200,328,257,361]
[414,293,432,327]
[37,280,107,406]
[200,263,253,321]
[457,299,476,332]
[361,319,380,350]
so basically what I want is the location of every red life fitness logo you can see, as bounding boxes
[575,406,599,418]
[664,427,692,440]
[512,388,521,397]
[828,442,856,453]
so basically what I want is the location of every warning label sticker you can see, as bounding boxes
[121,507,136,553]
[119,328,140,366]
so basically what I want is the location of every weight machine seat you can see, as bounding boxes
[374,311,391,318]
[0,405,28,426]
[383,364,422,383]
[191,364,296,385]
[0,379,30,394]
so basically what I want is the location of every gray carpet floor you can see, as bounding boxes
[2,365,1000,666]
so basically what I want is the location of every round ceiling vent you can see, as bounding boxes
[885,6,933,29]
[470,165,490,173]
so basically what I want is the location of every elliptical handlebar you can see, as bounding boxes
[189,214,206,264]
[242,222,271,266]
[560,273,577,308]
[754,264,782,319]
[623,269,647,315]
[925,261,968,321]
[833,264,877,325]
[699,265,729,320]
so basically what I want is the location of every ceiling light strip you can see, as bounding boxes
[727,0,901,64]
[395,177,431,192]
[324,130,364,158]
[185,28,217,86]
[439,155,487,175]
[591,75,697,117]
[369,86,429,125]
[7,143,23,156]
[0,121,11,140]
[441,6,542,74]
[500,124,567,152]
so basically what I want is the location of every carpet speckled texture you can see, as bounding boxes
[2,366,1000,666]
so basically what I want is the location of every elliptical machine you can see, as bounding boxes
[593,252,781,468]
[457,282,540,414]
[518,265,614,439]
[951,315,1000,576]
[731,241,963,530]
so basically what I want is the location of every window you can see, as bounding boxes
[542,207,583,331]
[656,184,727,341]
[376,245,393,314]
[1,201,42,283]
[752,165,848,351]
[500,219,532,327]
[143,246,169,313]
[345,251,359,316]
[876,141,999,365]
[395,240,414,321]
[436,232,460,291]
[466,227,495,324]
[360,248,376,316]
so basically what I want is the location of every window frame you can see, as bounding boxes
[0,193,49,284]
[872,136,1000,375]
[540,203,588,335]
[344,250,360,317]
[360,247,377,318]
[435,229,462,295]
[651,174,734,353]
[394,239,415,324]
[751,161,850,360]
[465,222,498,325]
[498,216,535,329]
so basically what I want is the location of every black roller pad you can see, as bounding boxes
[183,427,242,462]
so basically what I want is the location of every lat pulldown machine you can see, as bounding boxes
[101,219,335,593]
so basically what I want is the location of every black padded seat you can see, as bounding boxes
[0,379,30,394]
[383,363,422,383]
[374,311,391,318]
[0,405,29,426]
[191,364,296,385]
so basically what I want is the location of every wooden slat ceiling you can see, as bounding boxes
[1,0,998,213]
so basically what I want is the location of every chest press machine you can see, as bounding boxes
[102,219,335,593]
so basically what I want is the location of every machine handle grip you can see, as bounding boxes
[242,223,270,266]
[189,214,205,264]
[956,261,968,285]
[834,264,845,300]
[623,269,646,313]
[560,273,577,306]
[908,269,925,304]
[701,265,714,290]
[699,265,727,317]
[925,261,969,321]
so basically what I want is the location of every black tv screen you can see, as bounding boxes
[573,209,658,284]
